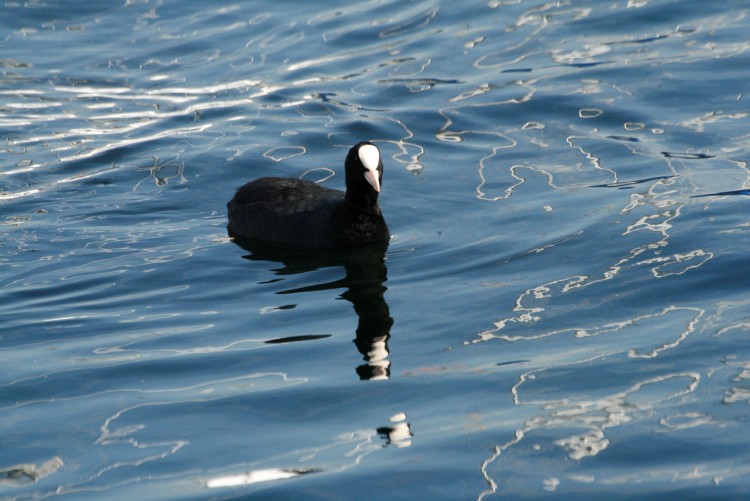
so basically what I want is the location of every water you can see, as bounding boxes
[2,0,750,498]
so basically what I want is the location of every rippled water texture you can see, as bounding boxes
[3,0,750,499]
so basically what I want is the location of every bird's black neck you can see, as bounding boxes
[346,190,380,214]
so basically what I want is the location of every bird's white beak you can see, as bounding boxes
[358,143,381,193]
[365,169,381,192]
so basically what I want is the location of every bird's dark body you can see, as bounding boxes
[226,142,389,249]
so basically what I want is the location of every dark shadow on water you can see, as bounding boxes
[231,236,394,381]
[691,189,750,198]
[264,334,332,344]
[661,151,715,159]
[590,175,676,189]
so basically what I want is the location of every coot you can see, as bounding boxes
[227,141,389,249]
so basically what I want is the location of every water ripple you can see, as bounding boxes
[4,0,750,498]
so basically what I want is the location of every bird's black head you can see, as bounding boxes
[345,141,383,207]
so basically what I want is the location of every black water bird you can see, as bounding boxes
[227,141,389,249]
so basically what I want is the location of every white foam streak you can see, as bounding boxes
[58,124,212,162]
[207,468,304,488]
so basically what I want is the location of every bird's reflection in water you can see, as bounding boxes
[231,237,394,380]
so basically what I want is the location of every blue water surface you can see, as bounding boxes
[2,0,750,499]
